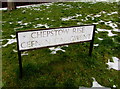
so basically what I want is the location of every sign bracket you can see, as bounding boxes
[18,51,23,78]
[89,25,96,56]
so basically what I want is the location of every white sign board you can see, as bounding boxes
[17,25,95,51]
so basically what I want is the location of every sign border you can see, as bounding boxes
[16,24,96,52]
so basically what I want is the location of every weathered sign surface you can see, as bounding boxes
[17,25,95,51]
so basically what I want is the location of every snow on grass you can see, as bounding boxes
[113,29,120,32]
[113,85,117,88]
[35,18,40,20]
[94,14,101,17]
[77,22,83,25]
[57,3,73,8]
[22,23,28,26]
[63,45,69,47]
[107,11,118,16]
[49,46,66,54]
[106,57,120,70]
[9,22,13,24]
[32,8,41,11]
[61,14,82,21]
[95,31,99,33]
[104,21,117,29]
[2,39,16,47]
[19,22,29,26]
[98,37,103,40]
[92,77,104,87]
[33,23,49,28]
[91,77,114,88]
[0,39,2,48]
[18,3,53,8]
[14,26,24,30]
[93,22,99,25]
[10,35,16,38]
[94,44,99,47]
[0,8,7,10]
[17,21,22,24]
[22,10,26,13]
[21,51,28,56]
[100,11,107,14]
[0,3,54,11]
[85,12,118,29]
[13,49,17,52]
[97,28,117,37]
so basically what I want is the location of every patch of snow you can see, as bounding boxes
[92,77,104,87]
[97,28,117,37]
[64,8,70,10]
[113,29,120,32]
[33,8,41,11]
[0,39,3,42]
[92,19,117,29]
[99,20,105,23]
[0,39,2,48]
[22,23,28,26]
[107,11,118,16]
[62,17,72,21]
[62,45,69,47]
[0,8,7,10]
[49,46,66,54]
[13,49,17,52]
[91,17,95,20]
[95,31,99,33]
[21,3,53,8]
[85,17,88,21]
[0,3,54,10]
[104,21,118,29]
[43,3,53,7]
[81,19,84,21]
[93,23,99,25]
[18,21,29,26]
[14,26,24,30]
[51,51,57,54]
[18,21,22,24]
[9,22,13,24]
[107,30,116,37]
[98,37,103,40]
[57,3,72,7]
[76,14,82,17]
[47,18,49,20]
[106,57,120,70]
[113,85,116,88]
[21,51,28,56]
[22,10,26,13]
[35,18,39,20]
[94,44,99,47]
[94,14,101,17]
[34,24,49,28]
[77,22,83,25]
[10,35,16,38]
[100,11,106,14]
[61,14,82,21]
[2,39,16,47]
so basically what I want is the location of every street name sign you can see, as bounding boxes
[17,25,95,51]
[16,24,96,78]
